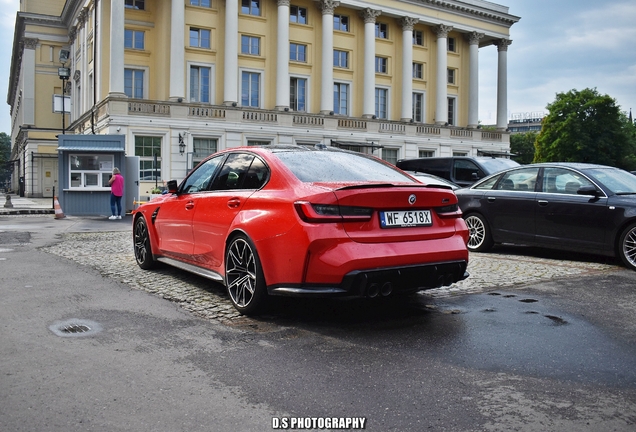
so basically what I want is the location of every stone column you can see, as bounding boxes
[169,0,185,101]
[497,39,512,130]
[467,31,484,129]
[360,8,381,118]
[276,0,290,110]
[400,17,418,122]
[434,25,452,125]
[109,0,126,97]
[317,0,339,114]
[224,0,239,105]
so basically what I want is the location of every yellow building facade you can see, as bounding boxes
[8,0,519,199]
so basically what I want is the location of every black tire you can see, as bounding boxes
[133,216,156,270]
[618,222,636,271]
[225,235,268,315]
[464,213,494,252]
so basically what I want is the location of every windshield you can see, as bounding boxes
[477,158,520,174]
[584,168,636,194]
[274,150,415,183]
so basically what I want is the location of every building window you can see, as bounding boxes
[334,14,349,31]
[375,88,388,119]
[375,23,388,39]
[69,154,114,189]
[290,43,307,62]
[241,71,260,107]
[290,5,307,24]
[192,138,217,167]
[190,66,211,103]
[382,148,398,165]
[333,50,348,68]
[448,97,456,126]
[190,0,211,7]
[241,35,260,55]
[241,0,260,16]
[453,152,467,157]
[419,150,434,158]
[247,140,270,146]
[447,68,456,85]
[135,136,162,181]
[125,0,145,10]
[375,57,388,74]
[190,28,211,49]
[124,69,144,99]
[290,77,307,111]
[124,30,144,50]
[413,30,423,46]
[447,37,456,52]
[333,82,349,115]
[413,62,423,79]
[412,92,424,122]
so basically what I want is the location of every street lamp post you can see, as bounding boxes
[57,49,70,134]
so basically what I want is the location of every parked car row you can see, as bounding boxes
[132,148,636,316]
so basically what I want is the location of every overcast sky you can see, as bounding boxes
[0,0,634,134]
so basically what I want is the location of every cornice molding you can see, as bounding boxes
[396,0,520,27]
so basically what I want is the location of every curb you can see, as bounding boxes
[0,209,55,215]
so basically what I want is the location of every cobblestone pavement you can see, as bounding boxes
[42,231,624,323]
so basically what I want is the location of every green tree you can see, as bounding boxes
[0,132,11,189]
[534,88,636,169]
[510,131,537,165]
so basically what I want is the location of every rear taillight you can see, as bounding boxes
[434,203,461,218]
[294,201,373,223]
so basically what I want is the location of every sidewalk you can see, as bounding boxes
[0,194,55,215]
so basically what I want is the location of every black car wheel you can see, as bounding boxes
[133,216,156,270]
[464,213,494,252]
[225,235,268,315]
[618,222,636,271]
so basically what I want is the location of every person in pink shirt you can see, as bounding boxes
[108,167,124,220]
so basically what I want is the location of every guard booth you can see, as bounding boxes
[57,135,127,216]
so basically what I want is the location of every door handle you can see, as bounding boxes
[227,198,241,208]
[537,200,548,207]
[185,201,195,210]
[487,197,496,202]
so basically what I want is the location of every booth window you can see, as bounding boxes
[69,154,114,189]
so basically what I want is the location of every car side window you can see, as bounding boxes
[496,167,540,191]
[474,174,500,190]
[211,153,255,191]
[181,155,224,194]
[242,157,269,189]
[453,160,483,183]
[542,168,594,194]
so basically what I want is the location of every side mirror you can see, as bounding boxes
[577,185,600,197]
[167,180,178,194]
[471,172,480,180]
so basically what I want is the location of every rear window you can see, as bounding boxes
[275,151,415,183]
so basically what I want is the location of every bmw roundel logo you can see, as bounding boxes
[408,194,417,205]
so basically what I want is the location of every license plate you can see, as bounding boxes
[380,210,432,228]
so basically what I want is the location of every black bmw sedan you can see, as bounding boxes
[455,162,636,271]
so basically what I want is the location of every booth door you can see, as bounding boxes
[126,156,140,214]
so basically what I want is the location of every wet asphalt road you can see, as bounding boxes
[1,215,635,431]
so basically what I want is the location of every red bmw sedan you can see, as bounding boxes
[133,145,469,315]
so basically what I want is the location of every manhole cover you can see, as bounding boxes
[49,319,102,338]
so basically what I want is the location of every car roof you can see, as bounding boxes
[523,162,617,170]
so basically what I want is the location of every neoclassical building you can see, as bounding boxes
[7,0,519,199]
